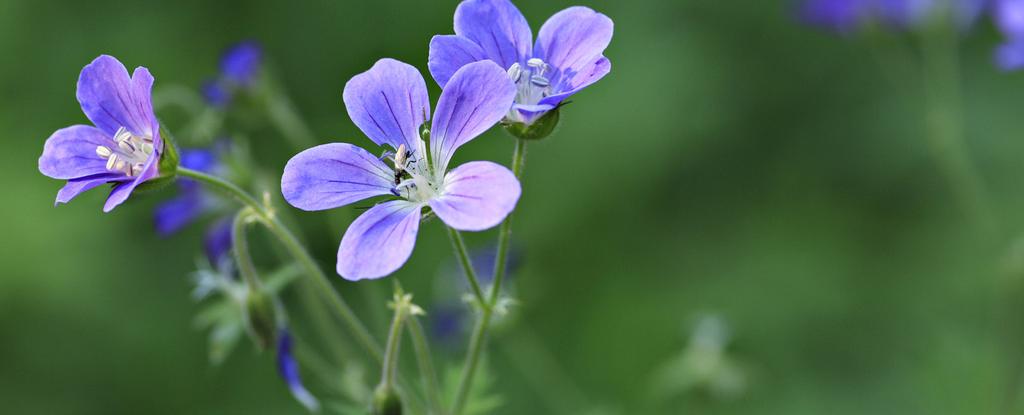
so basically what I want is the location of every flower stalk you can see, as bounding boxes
[176,166,383,361]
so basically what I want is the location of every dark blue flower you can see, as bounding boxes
[39,55,164,212]
[153,148,219,236]
[428,0,613,125]
[221,41,262,86]
[201,78,231,107]
[276,329,320,412]
[203,217,235,271]
[994,0,1024,70]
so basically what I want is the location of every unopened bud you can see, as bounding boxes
[243,290,278,350]
[370,384,403,415]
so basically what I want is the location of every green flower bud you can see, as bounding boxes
[242,289,278,351]
[502,107,560,141]
[370,384,403,415]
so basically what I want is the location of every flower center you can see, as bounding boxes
[507,58,552,107]
[95,127,154,177]
[388,140,437,203]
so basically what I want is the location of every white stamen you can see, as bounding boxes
[106,154,118,170]
[506,58,555,122]
[97,126,155,177]
[96,146,112,158]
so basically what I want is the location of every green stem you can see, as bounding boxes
[451,139,529,415]
[231,207,262,290]
[407,316,444,415]
[177,167,382,361]
[919,20,995,234]
[381,304,405,389]
[446,227,487,309]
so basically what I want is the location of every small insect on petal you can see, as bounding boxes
[395,143,408,169]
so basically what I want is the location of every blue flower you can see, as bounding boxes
[428,0,613,125]
[38,55,164,212]
[221,41,262,86]
[797,0,986,33]
[153,148,219,236]
[276,329,320,412]
[281,59,520,281]
[994,0,1024,70]
[201,78,231,108]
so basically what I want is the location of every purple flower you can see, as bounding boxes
[204,217,235,270]
[994,0,1024,70]
[201,78,230,107]
[797,0,987,32]
[798,0,868,33]
[38,55,164,212]
[153,148,219,236]
[276,329,320,412]
[428,0,613,125]
[431,246,521,345]
[281,59,520,281]
[221,41,262,86]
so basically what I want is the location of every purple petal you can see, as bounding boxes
[537,56,611,110]
[429,161,520,231]
[337,200,422,281]
[38,125,115,180]
[281,143,395,211]
[205,217,235,270]
[996,40,1024,71]
[996,0,1024,38]
[453,0,532,70]
[798,0,867,33]
[77,55,157,138]
[534,7,613,88]
[276,329,320,412]
[54,174,122,206]
[428,35,489,88]
[343,59,431,152]
[429,61,516,173]
[153,191,207,236]
[221,41,262,86]
[201,78,230,107]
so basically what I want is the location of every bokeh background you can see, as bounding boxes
[4,0,1024,414]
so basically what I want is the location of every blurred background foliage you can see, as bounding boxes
[3,0,1024,414]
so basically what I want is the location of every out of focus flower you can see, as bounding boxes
[798,0,986,33]
[428,0,613,127]
[201,41,263,107]
[651,315,747,402]
[431,246,522,346]
[277,329,321,412]
[39,55,165,212]
[154,148,220,235]
[281,59,519,281]
[994,0,1024,70]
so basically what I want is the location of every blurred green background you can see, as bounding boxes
[5,0,1024,414]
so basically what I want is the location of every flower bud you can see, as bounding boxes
[370,384,403,415]
[503,107,560,140]
[242,289,278,351]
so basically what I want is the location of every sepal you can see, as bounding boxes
[502,106,560,140]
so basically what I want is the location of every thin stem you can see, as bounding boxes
[381,303,406,389]
[231,207,262,290]
[407,315,444,415]
[446,227,487,310]
[919,20,995,234]
[451,139,529,415]
[177,167,382,362]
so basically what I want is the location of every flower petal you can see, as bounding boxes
[101,129,162,213]
[430,61,516,173]
[154,191,207,236]
[453,0,532,70]
[337,200,421,281]
[221,41,262,86]
[77,55,157,138]
[282,143,395,211]
[537,56,611,109]
[534,7,613,86]
[39,125,115,180]
[276,329,320,412]
[343,59,431,152]
[54,173,122,206]
[429,161,520,231]
[996,40,1024,71]
[428,35,489,88]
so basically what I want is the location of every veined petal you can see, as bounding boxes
[54,173,122,206]
[343,59,430,152]
[430,61,516,173]
[39,125,115,180]
[538,56,611,109]
[428,35,488,88]
[454,0,532,70]
[430,161,520,231]
[77,55,157,138]
[282,143,395,211]
[337,200,422,281]
[534,7,613,86]
[100,128,162,213]
[511,103,556,125]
